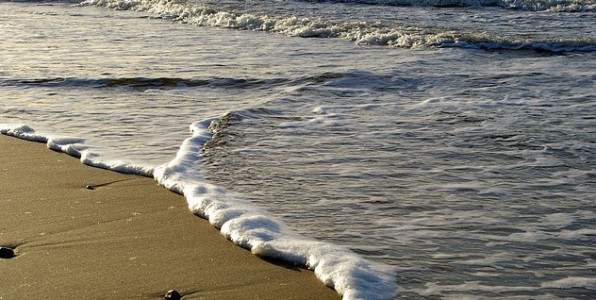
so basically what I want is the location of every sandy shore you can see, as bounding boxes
[0,134,339,300]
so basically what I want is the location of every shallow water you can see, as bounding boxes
[1,1,595,299]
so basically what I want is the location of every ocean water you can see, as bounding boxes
[1,0,595,299]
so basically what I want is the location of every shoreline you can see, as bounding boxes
[0,134,339,299]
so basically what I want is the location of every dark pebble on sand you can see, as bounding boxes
[85,185,95,190]
[165,290,181,300]
[0,247,15,259]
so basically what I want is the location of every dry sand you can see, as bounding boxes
[0,134,340,300]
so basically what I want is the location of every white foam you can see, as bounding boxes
[153,119,399,300]
[0,124,47,143]
[47,136,87,157]
[1,124,154,176]
[2,121,399,299]
[80,151,154,176]
[81,0,596,52]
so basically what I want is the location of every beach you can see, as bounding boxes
[0,134,339,300]
[1,1,594,299]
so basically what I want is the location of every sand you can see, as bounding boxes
[0,134,340,300]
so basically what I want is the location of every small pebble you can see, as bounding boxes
[85,185,95,190]
[0,247,15,259]
[165,290,181,300]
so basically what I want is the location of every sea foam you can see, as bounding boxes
[154,119,399,299]
[1,121,399,300]
[81,0,596,52]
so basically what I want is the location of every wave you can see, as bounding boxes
[0,72,402,91]
[80,0,596,52]
[0,121,399,300]
[156,118,398,299]
[289,0,596,12]
[0,77,292,90]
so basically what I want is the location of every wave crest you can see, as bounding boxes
[81,0,595,52]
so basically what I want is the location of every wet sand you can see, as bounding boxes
[0,134,339,300]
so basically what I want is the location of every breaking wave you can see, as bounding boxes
[81,0,596,52]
